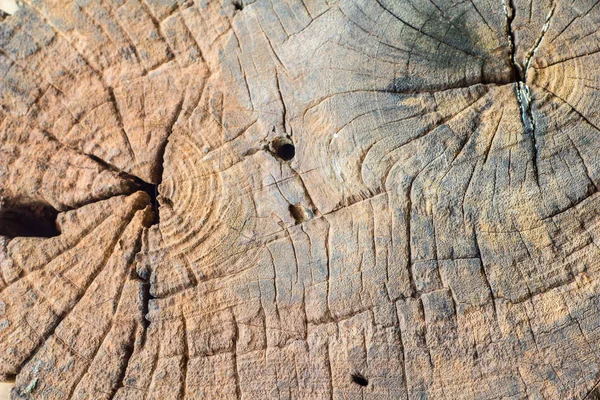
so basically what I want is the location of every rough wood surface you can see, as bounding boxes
[2,0,600,398]
[0,382,10,400]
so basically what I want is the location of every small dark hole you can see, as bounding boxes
[277,143,295,161]
[232,0,243,10]
[288,204,308,224]
[351,373,368,387]
[271,137,296,161]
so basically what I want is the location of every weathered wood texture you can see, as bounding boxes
[0,382,10,400]
[2,0,600,398]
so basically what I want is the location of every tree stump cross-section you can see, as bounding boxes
[2,0,600,399]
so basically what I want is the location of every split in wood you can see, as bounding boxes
[0,202,59,238]
[136,180,161,224]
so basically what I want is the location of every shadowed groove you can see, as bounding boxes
[0,202,59,238]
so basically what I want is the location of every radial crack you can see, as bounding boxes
[503,0,543,186]
[0,201,59,237]
[523,4,556,79]
[502,0,522,81]
[515,82,540,185]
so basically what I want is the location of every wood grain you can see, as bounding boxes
[3,0,600,399]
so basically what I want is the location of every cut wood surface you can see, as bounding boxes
[0,382,10,400]
[2,0,600,399]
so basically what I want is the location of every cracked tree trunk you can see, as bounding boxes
[2,0,600,399]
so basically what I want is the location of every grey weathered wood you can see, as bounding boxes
[2,0,600,399]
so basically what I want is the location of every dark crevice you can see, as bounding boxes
[153,98,181,186]
[137,180,160,224]
[38,127,168,226]
[139,277,154,347]
[515,82,540,185]
[109,329,136,398]
[135,99,182,224]
[0,202,59,238]
[351,373,369,387]
[232,0,244,11]
[231,314,241,399]
[503,0,541,185]
[85,153,161,224]
[179,315,189,400]
[405,178,418,297]
[34,130,159,217]
[503,0,522,82]
[523,5,555,77]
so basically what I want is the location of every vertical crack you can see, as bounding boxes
[515,82,540,185]
[179,314,189,400]
[523,5,555,78]
[136,180,160,224]
[502,0,522,81]
[139,276,154,346]
[109,328,136,398]
[503,0,546,186]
